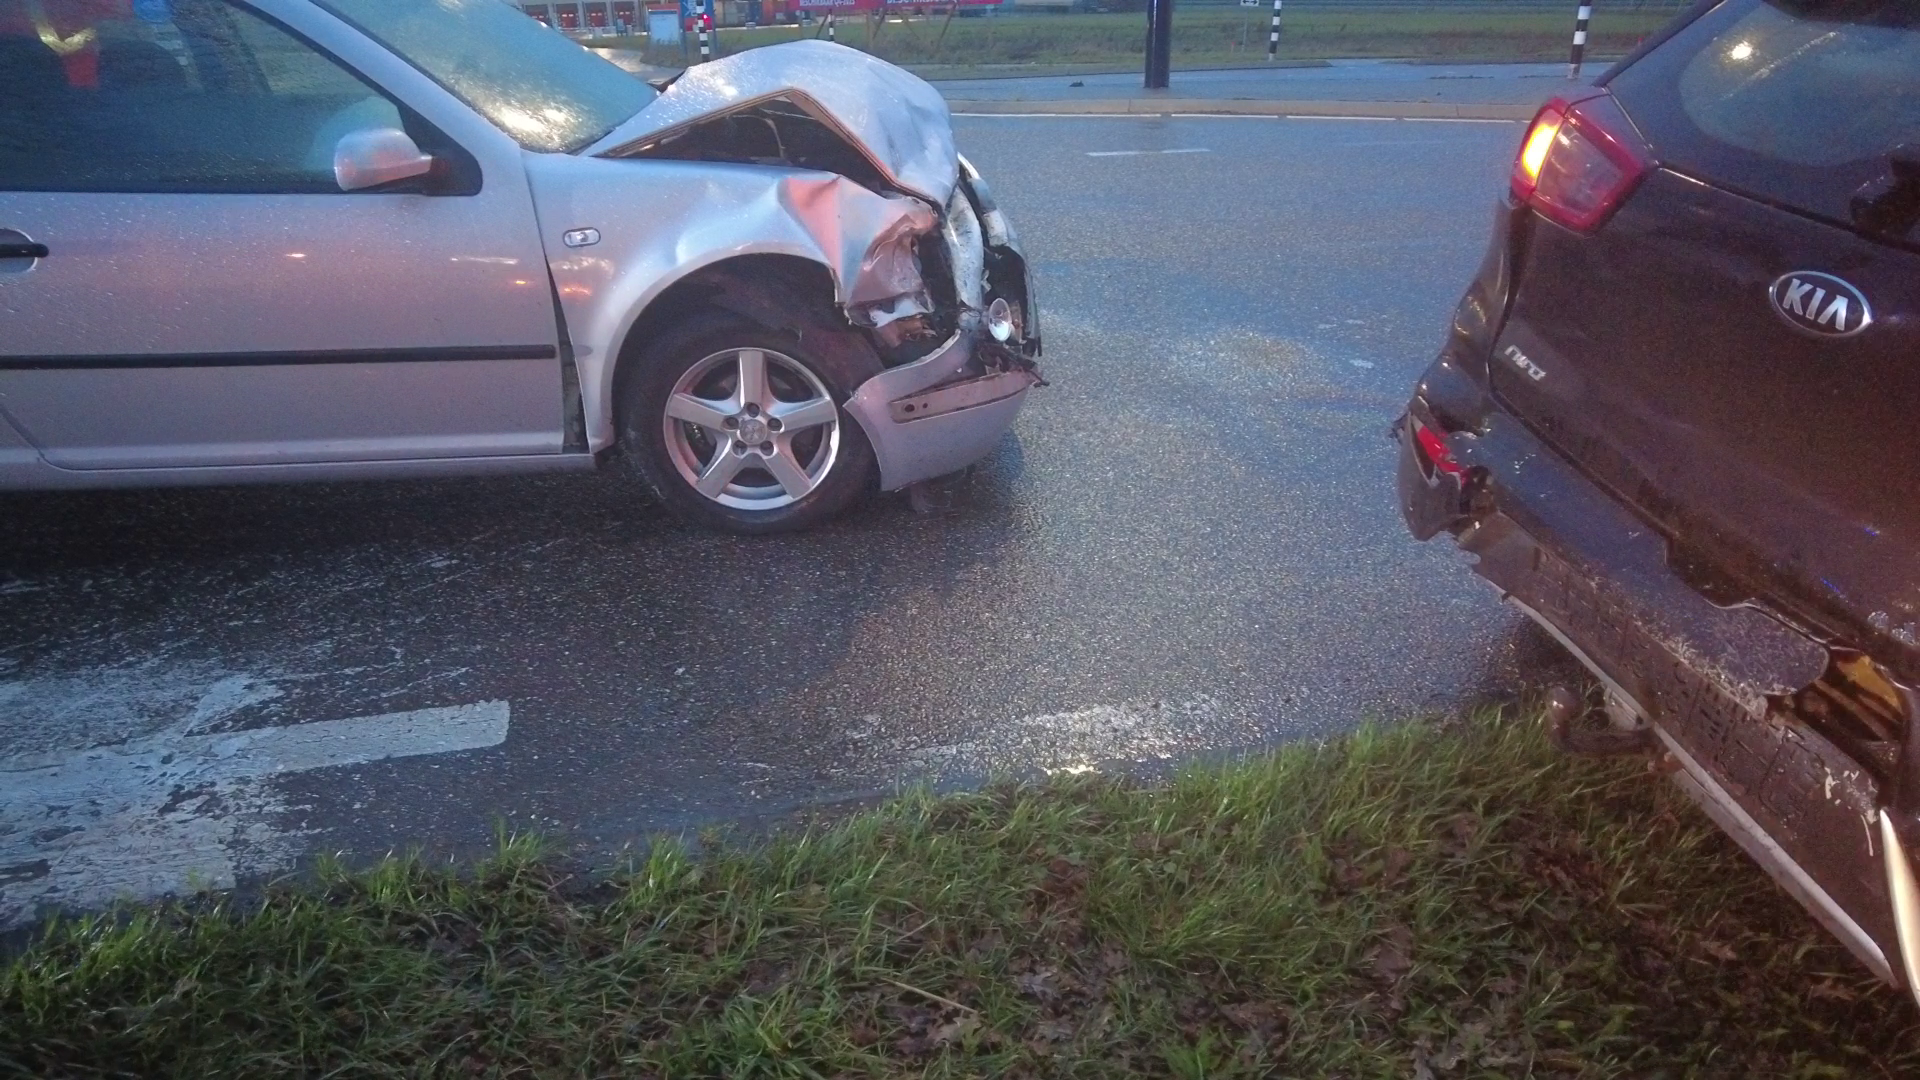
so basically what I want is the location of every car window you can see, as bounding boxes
[1608,0,1920,228]
[0,0,411,193]
[312,0,656,154]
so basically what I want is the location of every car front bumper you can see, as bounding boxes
[1395,386,1920,995]
[844,327,1039,492]
[843,160,1042,492]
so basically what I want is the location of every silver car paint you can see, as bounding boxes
[0,0,562,472]
[0,6,1029,496]
[526,156,941,447]
[538,46,1032,490]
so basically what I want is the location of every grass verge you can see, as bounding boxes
[5,708,1919,1077]
[606,7,1687,72]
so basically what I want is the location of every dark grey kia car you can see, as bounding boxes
[1393,0,1920,997]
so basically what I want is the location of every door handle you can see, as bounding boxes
[0,242,48,259]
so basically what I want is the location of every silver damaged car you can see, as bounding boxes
[0,0,1042,532]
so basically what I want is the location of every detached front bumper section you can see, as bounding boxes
[1395,396,1920,1004]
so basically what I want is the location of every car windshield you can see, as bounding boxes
[1606,0,1920,227]
[314,0,656,153]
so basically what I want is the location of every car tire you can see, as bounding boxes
[619,308,882,534]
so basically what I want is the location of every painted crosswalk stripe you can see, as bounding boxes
[1,700,511,927]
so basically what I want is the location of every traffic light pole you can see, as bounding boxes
[1144,0,1171,89]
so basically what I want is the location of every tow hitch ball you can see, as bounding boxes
[1544,684,1657,756]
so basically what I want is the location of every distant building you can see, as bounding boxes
[513,0,1014,34]
[516,0,639,33]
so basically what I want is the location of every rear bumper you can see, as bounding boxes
[1396,395,1918,989]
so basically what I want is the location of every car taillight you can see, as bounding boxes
[1411,418,1465,479]
[1510,93,1652,233]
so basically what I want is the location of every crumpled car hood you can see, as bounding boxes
[583,40,958,205]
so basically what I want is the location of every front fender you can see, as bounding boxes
[523,154,939,450]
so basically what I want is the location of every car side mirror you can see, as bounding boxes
[333,128,436,192]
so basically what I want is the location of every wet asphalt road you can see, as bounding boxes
[0,115,1571,925]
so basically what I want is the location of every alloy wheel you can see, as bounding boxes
[661,347,842,511]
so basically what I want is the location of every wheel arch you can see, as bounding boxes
[598,253,846,452]
[609,255,841,403]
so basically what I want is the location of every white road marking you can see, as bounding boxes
[1403,117,1521,124]
[0,700,509,927]
[1285,114,1398,121]
[1085,148,1213,157]
[1350,360,1376,369]
[1170,113,1280,119]
[902,696,1221,776]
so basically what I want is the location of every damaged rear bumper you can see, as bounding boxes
[1395,393,1920,994]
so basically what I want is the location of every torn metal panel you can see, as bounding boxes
[842,194,937,325]
[585,40,959,206]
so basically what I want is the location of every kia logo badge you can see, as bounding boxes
[1769,271,1872,338]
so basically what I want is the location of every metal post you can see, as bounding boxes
[1567,0,1591,79]
[934,2,955,56]
[827,10,835,41]
[1144,0,1171,89]
[698,0,711,60]
[1266,0,1281,61]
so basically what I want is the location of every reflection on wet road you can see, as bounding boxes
[0,116,1567,925]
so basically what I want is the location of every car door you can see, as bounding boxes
[0,0,564,472]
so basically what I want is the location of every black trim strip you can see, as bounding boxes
[0,345,559,371]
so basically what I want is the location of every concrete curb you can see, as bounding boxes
[945,98,1536,121]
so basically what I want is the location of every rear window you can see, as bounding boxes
[1608,0,1920,228]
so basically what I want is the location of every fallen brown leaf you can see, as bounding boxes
[1014,968,1060,1003]
[1381,846,1414,887]
[1372,925,1415,983]
[1700,939,1738,963]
